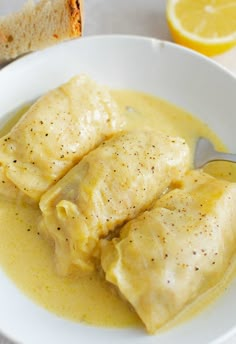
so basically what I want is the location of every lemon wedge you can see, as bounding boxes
[167,0,236,56]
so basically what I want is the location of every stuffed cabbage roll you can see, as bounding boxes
[101,170,236,333]
[0,166,33,204]
[39,130,190,276]
[0,75,122,202]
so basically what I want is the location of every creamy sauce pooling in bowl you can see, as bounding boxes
[0,90,235,329]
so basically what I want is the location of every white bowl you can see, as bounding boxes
[0,35,235,344]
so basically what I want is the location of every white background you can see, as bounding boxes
[0,1,236,343]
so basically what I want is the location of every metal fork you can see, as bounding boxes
[194,137,236,169]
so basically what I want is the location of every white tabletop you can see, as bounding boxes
[0,1,236,344]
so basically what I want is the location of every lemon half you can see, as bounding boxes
[167,0,236,56]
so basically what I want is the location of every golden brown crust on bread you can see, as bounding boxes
[68,0,83,36]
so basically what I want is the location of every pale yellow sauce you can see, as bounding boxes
[0,90,235,330]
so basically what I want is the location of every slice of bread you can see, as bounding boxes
[0,0,83,63]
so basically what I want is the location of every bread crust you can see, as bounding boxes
[68,0,83,36]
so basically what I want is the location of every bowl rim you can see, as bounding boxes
[1,34,236,82]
